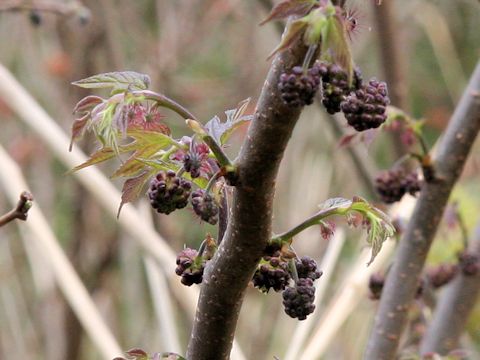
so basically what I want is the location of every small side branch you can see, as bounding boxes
[0,0,80,15]
[364,62,480,360]
[203,135,234,172]
[0,191,33,227]
[140,90,198,121]
[271,207,340,245]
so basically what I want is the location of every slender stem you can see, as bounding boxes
[140,90,198,121]
[289,258,300,283]
[160,146,182,162]
[415,133,430,157]
[203,135,234,171]
[271,208,342,244]
[205,170,223,194]
[198,239,208,257]
[364,62,480,360]
[0,191,33,227]
[217,187,228,244]
[176,168,186,177]
[302,45,318,72]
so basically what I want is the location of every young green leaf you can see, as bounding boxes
[316,197,395,265]
[125,348,149,360]
[126,128,176,149]
[110,145,167,179]
[324,11,354,81]
[319,197,353,211]
[349,196,395,265]
[72,71,150,91]
[204,98,253,145]
[68,147,117,173]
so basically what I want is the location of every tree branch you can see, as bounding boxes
[257,0,379,200]
[364,61,480,360]
[0,0,86,16]
[420,223,480,355]
[186,33,310,360]
[0,191,33,227]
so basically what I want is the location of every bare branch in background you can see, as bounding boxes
[0,191,33,227]
[364,61,480,360]
[0,0,88,17]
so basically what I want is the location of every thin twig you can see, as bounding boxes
[0,0,85,16]
[364,62,480,360]
[0,191,33,227]
[271,207,346,244]
[217,187,228,244]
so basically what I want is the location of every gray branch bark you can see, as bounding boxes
[186,39,310,359]
[420,223,480,355]
[364,61,480,360]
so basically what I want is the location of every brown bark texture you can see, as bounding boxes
[186,35,309,360]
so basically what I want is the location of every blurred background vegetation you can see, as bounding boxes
[0,0,479,359]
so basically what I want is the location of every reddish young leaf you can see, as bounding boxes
[320,220,336,241]
[69,114,90,151]
[117,170,154,217]
[72,95,103,114]
[125,348,149,359]
[260,0,316,25]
